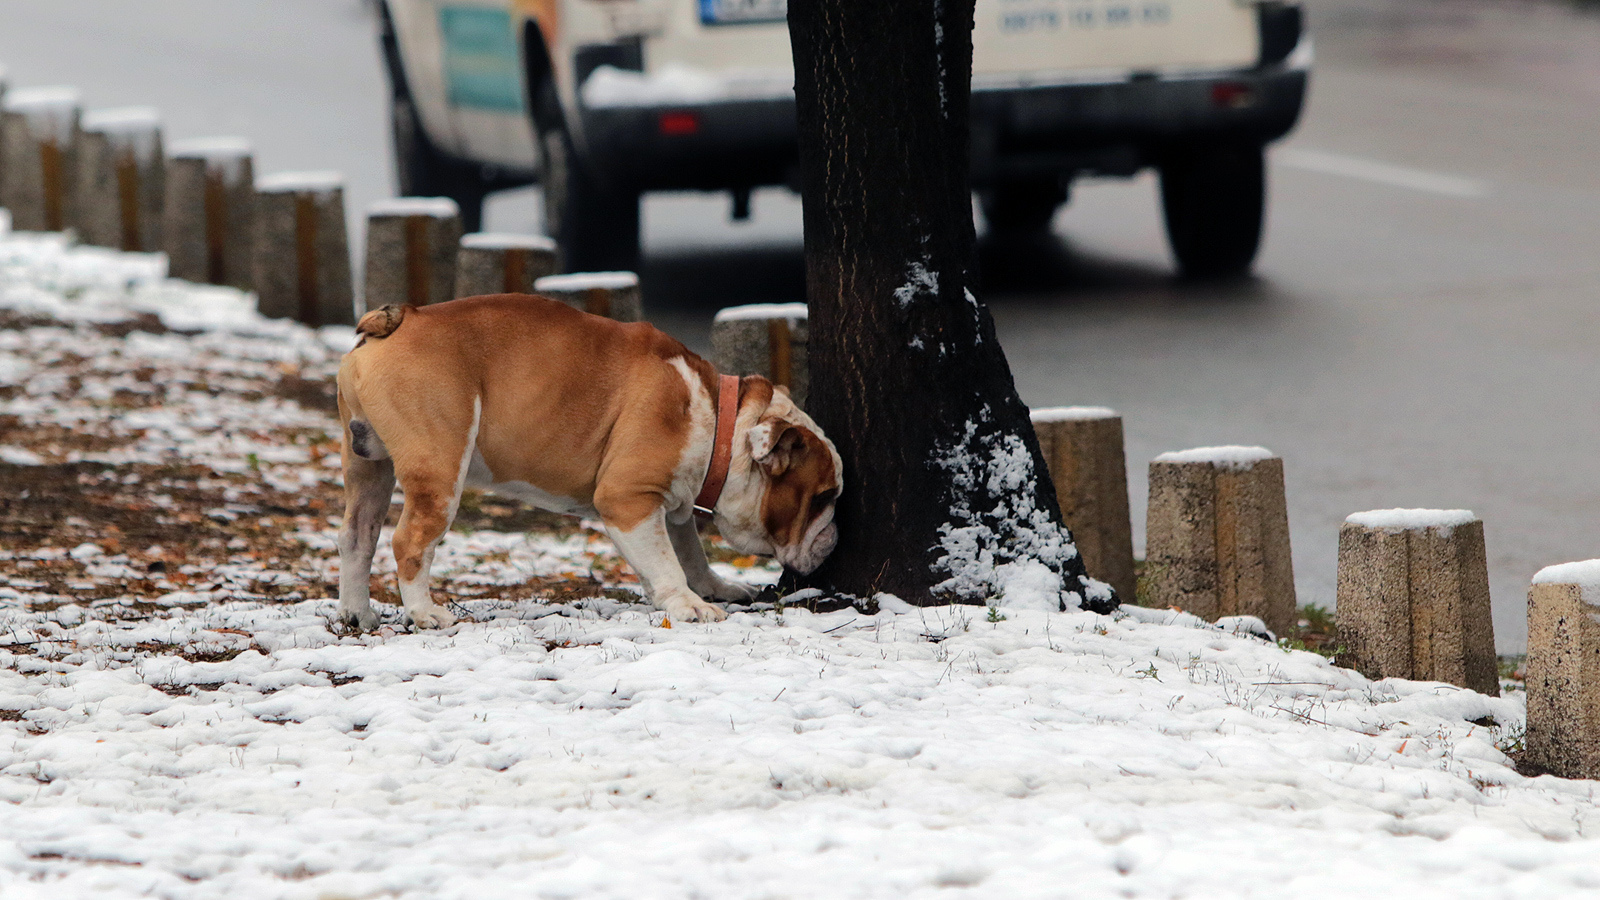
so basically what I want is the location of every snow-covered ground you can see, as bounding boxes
[1,223,1599,898]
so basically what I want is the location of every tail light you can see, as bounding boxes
[658,111,701,136]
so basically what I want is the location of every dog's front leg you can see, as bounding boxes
[666,516,759,603]
[604,506,728,623]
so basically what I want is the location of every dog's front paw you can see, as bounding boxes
[338,603,381,632]
[659,591,727,623]
[403,603,459,630]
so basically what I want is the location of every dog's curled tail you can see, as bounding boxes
[355,304,409,345]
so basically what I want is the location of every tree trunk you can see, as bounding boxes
[787,0,1116,614]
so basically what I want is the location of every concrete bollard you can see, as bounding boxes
[533,271,643,322]
[363,197,462,310]
[74,107,164,252]
[455,232,559,297]
[163,137,255,290]
[0,67,6,197]
[1335,509,1498,695]
[253,171,354,326]
[1145,446,1296,636]
[1030,407,1136,604]
[0,86,81,232]
[1525,560,1600,778]
[710,303,809,407]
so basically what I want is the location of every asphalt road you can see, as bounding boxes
[4,0,1599,650]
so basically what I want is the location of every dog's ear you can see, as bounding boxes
[773,384,791,399]
[749,419,804,476]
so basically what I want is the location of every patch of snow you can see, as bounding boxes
[1154,445,1275,471]
[535,271,638,292]
[80,106,159,133]
[1346,508,1477,534]
[1532,559,1600,607]
[1030,406,1118,423]
[994,559,1064,611]
[713,302,808,323]
[874,593,916,614]
[3,86,80,143]
[255,170,344,193]
[81,107,162,162]
[581,63,793,108]
[460,232,557,252]
[0,446,43,465]
[1216,615,1275,641]
[894,258,938,308]
[167,135,251,160]
[932,418,1093,609]
[368,196,460,219]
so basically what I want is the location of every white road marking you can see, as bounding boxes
[1275,148,1490,199]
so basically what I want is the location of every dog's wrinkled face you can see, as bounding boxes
[716,388,842,574]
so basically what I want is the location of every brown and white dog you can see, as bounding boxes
[334,294,842,630]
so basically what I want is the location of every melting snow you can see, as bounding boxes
[0,229,1595,897]
[1347,508,1478,535]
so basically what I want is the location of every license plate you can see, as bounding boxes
[699,0,786,26]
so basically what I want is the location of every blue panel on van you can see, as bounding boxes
[441,6,524,113]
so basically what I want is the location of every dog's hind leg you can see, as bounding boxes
[388,397,481,630]
[337,446,395,630]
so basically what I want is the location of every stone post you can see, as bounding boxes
[1525,561,1600,778]
[533,271,643,322]
[0,86,81,232]
[363,197,462,310]
[163,137,255,290]
[0,67,7,207]
[74,107,164,252]
[710,303,809,407]
[1145,446,1296,636]
[253,171,354,326]
[1335,510,1498,694]
[1030,407,1136,604]
[454,232,559,297]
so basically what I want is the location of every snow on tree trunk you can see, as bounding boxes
[787,0,1116,614]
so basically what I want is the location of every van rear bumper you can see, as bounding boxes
[577,63,1308,193]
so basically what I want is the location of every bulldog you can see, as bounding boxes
[333,294,842,630]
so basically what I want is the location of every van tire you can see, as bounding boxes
[536,107,640,273]
[389,86,487,232]
[1159,143,1265,279]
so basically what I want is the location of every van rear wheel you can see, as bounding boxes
[536,114,640,273]
[1159,143,1265,279]
[390,87,487,232]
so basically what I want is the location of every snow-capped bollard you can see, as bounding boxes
[1526,561,1600,778]
[1145,446,1296,636]
[73,107,163,252]
[710,303,809,407]
[533,271,643,323]
[1030,407,1136,604]
[454,232,559,297]
[363,197,462,310]
[1336,510,1498,695]
[253,172,354,326]
[163,137,255,290]
[0,86,81,232]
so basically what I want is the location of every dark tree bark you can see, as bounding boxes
[787,0,1116,614]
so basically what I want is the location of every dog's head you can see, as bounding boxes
[716,381,842,574]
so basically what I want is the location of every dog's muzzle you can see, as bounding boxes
[780,518,838,575]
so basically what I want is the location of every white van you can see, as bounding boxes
[377,0,1308,276]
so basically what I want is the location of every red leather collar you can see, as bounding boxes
[694,374,740,516]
